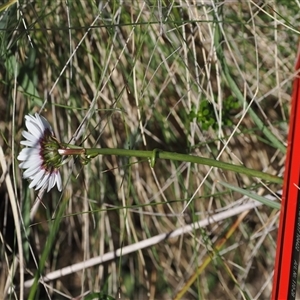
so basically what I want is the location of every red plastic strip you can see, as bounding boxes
[272,46,300,299]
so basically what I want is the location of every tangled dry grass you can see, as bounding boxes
[0,1,298,299]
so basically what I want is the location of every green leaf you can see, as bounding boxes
[217,181,281,209]
[84,292,115,300]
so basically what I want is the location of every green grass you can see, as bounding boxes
[0,1,296,299]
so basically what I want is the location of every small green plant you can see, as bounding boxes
[189,95,239,130]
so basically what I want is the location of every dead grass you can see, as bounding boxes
[0,1,296,299]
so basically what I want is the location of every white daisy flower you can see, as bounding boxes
[17,113,63,192]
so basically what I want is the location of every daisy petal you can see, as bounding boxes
[23,162,43,178]
[55,172,62,191]
[25,118,42,138]
[28,169,45,189]
[35,172,51,191]
[21,130,39,144]
[35,113,53,133]
[47,174,56,192]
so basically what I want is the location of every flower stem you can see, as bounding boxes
[84,148,282,184]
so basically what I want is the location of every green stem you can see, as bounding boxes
[84,148,282,184]
[28,197,69,299]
